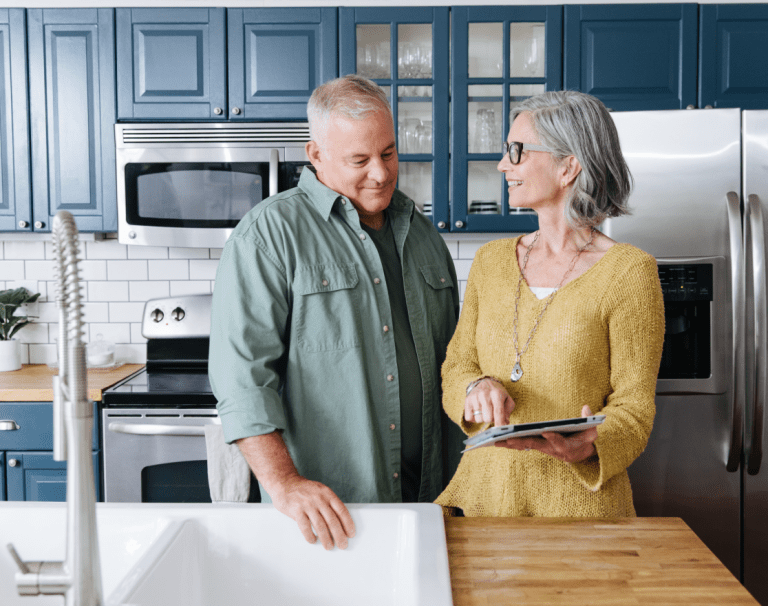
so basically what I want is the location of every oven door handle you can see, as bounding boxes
[108,422,210,437]
[269,148,279,197]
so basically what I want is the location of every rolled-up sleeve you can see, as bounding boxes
[209,233,289,444]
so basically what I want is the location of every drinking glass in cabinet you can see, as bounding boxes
[398,24,432,79]
[468,162,503,215]
[357,24,391,79]
[468,85,502,153]
[468,23,503,78]
[510,23,546,78]
[398,86,432,154]
[398,162,432,214]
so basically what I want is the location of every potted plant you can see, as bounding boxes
[0,287,41,372]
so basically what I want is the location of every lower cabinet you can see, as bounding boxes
[0,452,5,500]
[5,452,101,502]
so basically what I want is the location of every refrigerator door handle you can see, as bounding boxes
[747,194,765,475]
[726,191,745,472]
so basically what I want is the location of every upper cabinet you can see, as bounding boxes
[117,7,337,121]
[340,7,450,231]
[700,4,768,109]
[452,6,562,234]
[0,9,31,232]
[564,4,698,111]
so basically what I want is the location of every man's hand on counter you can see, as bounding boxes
[236,432,356,550]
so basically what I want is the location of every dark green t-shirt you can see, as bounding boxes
[362,212,423,502]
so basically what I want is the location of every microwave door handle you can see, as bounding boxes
[269,149,279,198]
[748,194,766,475]
[108,422,207,437]
[726,191,745,472]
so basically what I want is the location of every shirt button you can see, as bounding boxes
[390,423,396,430]
[393,472,399,479]
[341,199,347,205]
[383,325,389,333]
[321,279,328,286]
[359,233,366,241]
[387,374,394,381]
[374,278,381,285]
[440,277,446,283]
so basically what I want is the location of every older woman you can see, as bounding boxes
[436,91,665,517]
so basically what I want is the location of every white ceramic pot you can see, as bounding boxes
[0,339,22,372]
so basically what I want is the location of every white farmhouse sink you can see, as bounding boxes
[0,503,453,606]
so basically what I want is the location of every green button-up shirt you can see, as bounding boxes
[209,168,459,504]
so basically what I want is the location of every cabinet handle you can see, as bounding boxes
[34,221,45,229]
[18,220,29,229]
[0,420,20,431]
[213,107,223,115]
[437,221,446,229]
[232,107,241,115]
[455,220,465,228]
[686,105,696,110]
[8,459,19,467]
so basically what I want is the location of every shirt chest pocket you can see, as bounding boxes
[420,264,456,346]
[293,263,361,352]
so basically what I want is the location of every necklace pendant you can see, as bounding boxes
[510,362,523,382]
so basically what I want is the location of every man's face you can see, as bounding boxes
[307,110,399,220]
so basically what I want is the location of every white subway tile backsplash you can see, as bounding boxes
[128,245,169,259]
[170,281,211,297]
[129,281,170,302]
[17,322,49,344]
[79,260,108,281]
[169,247,210,259]
[190,259,219,280]
[82,302,111,324]
[5,241,46,260]
[25,260,56,282]
[148,260,189,281]
[453,259,474,282]
[107,260,148,281]
[442,240,459,258]
[89,322,130,345]
[85,240,127,260]
[89,281,129,302]
[210,248,223,260]
[109,302,146,323]
[117,343,147,364]
[29,343,56,365]
[0,260,26,281]
[36,301,59,323]
[130,323,147,344]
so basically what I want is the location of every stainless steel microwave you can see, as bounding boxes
[115,122,310,248]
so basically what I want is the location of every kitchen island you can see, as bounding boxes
[446,516,758,605]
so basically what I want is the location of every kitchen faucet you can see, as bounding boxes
[6,210,103,605]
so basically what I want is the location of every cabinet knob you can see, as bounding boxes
[705,105,713,110]
[8,459,19,467]
[455,220,465,229]
[232,107,241,115]
[34,221,45,229]
[18,220,29,229]
[214,107,223,115]
[686,105,696,110]
[0,420,20,431]
[437,221,446,229]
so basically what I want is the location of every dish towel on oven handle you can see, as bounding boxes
[204,423,251,503]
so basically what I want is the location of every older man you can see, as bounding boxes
[209,75,459,550]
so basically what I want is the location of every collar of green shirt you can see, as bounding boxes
[298,166,414,222]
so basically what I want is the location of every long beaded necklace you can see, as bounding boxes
[510,227,596,382]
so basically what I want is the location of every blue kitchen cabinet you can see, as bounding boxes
[564,4,698,111]
[1,402,101,502]
[0,9,32,233]
[340,7,450,232]
[451,6,562,233]
[228,8,337,120]
[116,8,226,120]
[700,4,768,109]
[27,8,117,233]
[117,7,337,121]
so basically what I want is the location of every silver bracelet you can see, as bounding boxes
[465,376,500,396]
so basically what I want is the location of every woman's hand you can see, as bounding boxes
[464,378,515,428]
[495,405,598,464]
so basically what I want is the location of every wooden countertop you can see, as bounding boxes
[0,364,144,402]
[445,517,758,605]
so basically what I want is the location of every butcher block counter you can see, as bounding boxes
[445,516,758,605]
[0,364,144,401]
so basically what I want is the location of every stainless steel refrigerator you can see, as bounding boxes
[605,108,768,604]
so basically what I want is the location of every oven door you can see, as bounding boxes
[103,408,220,503]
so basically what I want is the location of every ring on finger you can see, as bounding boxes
[473,410,483,418]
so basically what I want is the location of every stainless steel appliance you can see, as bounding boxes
[101,295,255,503]
[115,122,310,248]
[606,108,768,604]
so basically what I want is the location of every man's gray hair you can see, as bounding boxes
[307,74,393,144]
[511,90,632,228]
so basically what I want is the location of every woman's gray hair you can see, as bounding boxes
[510,90,632,228]
[307,74,393,145]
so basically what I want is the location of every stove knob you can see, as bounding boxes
[172,307,185,321]
[150,309,164,323]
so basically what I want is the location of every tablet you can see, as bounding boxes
[462,414,606,452]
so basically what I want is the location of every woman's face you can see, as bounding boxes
[497,112,563,212]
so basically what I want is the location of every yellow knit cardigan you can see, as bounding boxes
[436,236,665,517]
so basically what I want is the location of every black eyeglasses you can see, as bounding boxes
[503,141,555,165]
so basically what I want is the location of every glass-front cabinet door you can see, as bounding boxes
[340,7,449,233]
[452,6,562,233]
